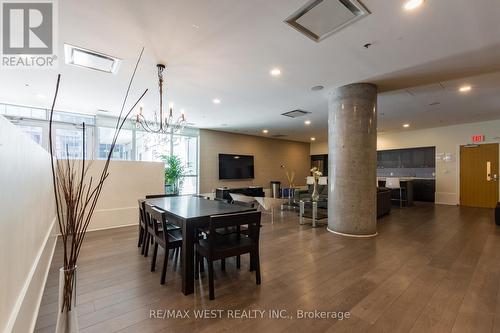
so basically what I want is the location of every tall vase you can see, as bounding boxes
[311,179,320,202]
[55,266,78,333]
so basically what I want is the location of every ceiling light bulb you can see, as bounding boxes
[304,120,311,125]
[262,129,269,134]
[403,0,424,10]
[270,68,281,76]
[403,124,410,128]
[213,98,221,104]
[459,85,472,93]
[310,137,316,141]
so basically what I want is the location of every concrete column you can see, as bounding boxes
[327,83,377,237]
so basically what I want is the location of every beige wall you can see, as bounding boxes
[84,160,164,231]
[0,116,57,333]
[199,130,311,193]
[310,119,500,205]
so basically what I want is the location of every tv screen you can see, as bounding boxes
[219,154,254,180]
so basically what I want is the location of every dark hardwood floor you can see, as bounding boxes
[34,203,500,333]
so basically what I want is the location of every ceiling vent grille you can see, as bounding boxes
[281,109,311,118]
[272,134,288,138]
[285,0,370,42]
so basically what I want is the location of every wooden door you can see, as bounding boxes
[460,143,499,208]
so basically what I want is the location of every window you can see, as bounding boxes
[19,125,43,145]
[55,128,86,159]
[136,131,171,162]
[98,127,132,160]
[173,135,198,194]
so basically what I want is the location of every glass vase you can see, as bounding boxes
[311,180,320,202]
[55,266,78,333]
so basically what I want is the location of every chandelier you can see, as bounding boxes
[132,64,187,134]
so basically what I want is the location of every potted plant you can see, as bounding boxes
[163,155,185,195]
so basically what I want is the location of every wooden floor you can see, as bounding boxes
[35,204,500,333]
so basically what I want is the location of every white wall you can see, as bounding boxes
[199,130,311,193]
[84,160,164,231]
[0,116,57,333]
[311,119,500,205]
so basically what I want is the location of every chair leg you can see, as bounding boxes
[200,257,205,273]
[161,248,169,285]
[137,226,143,247]
[141,232,147,255]
[221,258,226,271]
[400,188,403,208]
[143,233,150,257]
[195,251,200,280]
[208,260,215,300]
[151,242,158,272]
[236,255,241,269]
[254,249,261,285]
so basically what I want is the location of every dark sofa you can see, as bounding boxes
[294,185,392,218]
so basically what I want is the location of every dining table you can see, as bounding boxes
[145,195,256,295]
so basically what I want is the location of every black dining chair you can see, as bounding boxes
[144,203,183,285]
[195,211,262,300]
[137,199,147,253]
[140,200,181,257]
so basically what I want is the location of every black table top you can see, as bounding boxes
[146,196,256,220]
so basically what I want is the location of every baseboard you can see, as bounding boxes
[5,218,57,333]
[86,222,137,232]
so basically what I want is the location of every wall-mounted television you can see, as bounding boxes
[219,154,254,180]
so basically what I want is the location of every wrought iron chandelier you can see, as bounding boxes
[132,64,187,134]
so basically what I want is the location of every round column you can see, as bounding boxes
[327,83,378,237]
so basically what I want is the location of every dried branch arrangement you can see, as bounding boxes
[49,49,147,313]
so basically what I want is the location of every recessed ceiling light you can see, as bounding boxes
[36,93,46,99]
[403,0,425,10]
[64,44,121,74]
[403,124,410,128]
[213,98,221,104]
[262,129,269,134]
[310,137,316,141]
[459,85,472,93]
[270,68,281,76]
[304,120,311,125]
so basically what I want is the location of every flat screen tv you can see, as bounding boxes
[219,154,254,180]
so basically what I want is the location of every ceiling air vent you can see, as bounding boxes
[285,0,370,42]
[281,109,311,118]
[272,134,288,138]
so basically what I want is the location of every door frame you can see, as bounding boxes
[457,141,500,207]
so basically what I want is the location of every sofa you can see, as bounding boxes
[294,185,392,218]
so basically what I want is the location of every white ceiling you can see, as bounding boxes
[2,0,500,142]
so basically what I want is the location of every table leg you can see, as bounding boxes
[299,201,304,225]
[181,220,195,295]
[312,201,318,228]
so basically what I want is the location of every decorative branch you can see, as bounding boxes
[49,48,147,313]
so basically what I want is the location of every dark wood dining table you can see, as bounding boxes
[145,196,256,295]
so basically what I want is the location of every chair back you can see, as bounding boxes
[208,211,261,251]
[145,194,178,199]
[385,177,401,189]
[138,199,146,226]
[145,203,164,237]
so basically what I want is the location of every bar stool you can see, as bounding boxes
[385,177,404,208]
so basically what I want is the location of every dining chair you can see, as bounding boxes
[195,211,262,300]
[144,203,183,285]
[385,177,404,208]
[140,200,181,257]
[137,199,147,253]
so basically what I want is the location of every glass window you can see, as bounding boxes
[55,128,85,159]
[172,135,198,175]
[180,176,197,195]
[19,125,43,145]
[98,127,132,160]
[135,131,171,162]
[53,111,95,125]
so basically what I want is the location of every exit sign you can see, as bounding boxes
[472,135,485,143]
